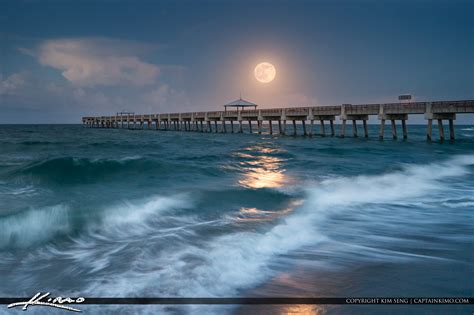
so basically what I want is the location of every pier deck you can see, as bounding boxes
[83,100,474,140]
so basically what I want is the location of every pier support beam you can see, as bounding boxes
[214,121,218,133]
[292,120,297,136]
[258,121,262,134]
[363,120,368,138]
[438,119,444,141]
[402,120,407,139]
[352,120,358,137]
[378,113,407,140]
[320,120,325,137]
[340,108,367,138]
[269,120,273,135]
[424,104,456,141]
[449,119,455,140]
[379,120,385,139]
[302,120,307,136]
[330,120,335,136]
[248,121,252,133]
[391,120,397,140]
[340,120,346,138]
[230,120,234,133]
[278,120,282,135]
[427,119,432,141]
[239,121,243,133]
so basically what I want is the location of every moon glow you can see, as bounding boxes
[254,62,276,83]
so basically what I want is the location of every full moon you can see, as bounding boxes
[254,62,276,83]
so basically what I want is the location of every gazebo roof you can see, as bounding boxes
[224,98,258,107]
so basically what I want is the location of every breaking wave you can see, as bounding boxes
[77,155,474,298]
[0,204,71,249]
[0,153,472,314]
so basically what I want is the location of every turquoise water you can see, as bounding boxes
[0,124,473,314]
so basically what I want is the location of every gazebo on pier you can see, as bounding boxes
[224,97,258,112]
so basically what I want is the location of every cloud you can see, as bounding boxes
[23,38,160,87]
[5,37,193,122]
[143,84,191,112]
[0,72,26,95]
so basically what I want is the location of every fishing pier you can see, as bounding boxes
[82,99,474,141]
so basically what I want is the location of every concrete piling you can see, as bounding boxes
[449,119,455,140]
[340,120,346,138]
[352,120,358,137]
[438,119,444,141]
[391,120,397,140]
[427,119,433,141]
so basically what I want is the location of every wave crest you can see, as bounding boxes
[11,157,168,184]
[0,205,71,249]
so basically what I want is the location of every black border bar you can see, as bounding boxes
[1,297,473,305]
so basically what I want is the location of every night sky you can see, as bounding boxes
[1,0,473,123]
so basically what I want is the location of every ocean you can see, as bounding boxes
[0,124,473,314]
